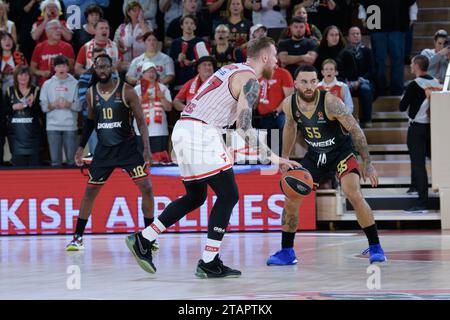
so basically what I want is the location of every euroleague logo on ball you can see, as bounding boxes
[280,168,314,199]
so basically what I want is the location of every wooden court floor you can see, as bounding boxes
[1,231,450,300]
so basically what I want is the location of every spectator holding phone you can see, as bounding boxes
[421,29,450,84]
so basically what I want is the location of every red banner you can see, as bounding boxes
[0,166,315,235]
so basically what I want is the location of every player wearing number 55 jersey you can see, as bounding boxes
[267,64,387,266]
[126,37,299,278]
[66,54,156,252]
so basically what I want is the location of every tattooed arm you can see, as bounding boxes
[235,73,299,168]
[235,75,273,162]
[325,93,379,187]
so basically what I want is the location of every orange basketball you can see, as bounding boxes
[280,168,314,199]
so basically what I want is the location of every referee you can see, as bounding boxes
[400,55,442,213]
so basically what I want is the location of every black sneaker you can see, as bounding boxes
[404,206,428,213]
[125,232,156,273]
[195,254,242,279]
[406,188,418,195]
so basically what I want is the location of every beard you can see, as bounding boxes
[97,73,112,83]
[262,67,274,80]
[292,33,304,40]
[298,88,317,103]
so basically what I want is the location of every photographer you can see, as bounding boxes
[421,29,450,84]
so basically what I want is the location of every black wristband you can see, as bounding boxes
[79,117,95,148]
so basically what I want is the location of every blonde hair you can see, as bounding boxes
[0,0,8,30]
[40,0,63,19]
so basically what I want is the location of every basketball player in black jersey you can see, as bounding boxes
[66,54,156,251]
[267,64,386,265]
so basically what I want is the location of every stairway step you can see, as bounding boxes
[373,96,401,112]
[360,176,431,187]
[340,210,441,221]
[418,0,450,8]
[369,160,431,177]
[359,187,438,196]
[414,21,450,37]
[364,128,407,144]
[346,195,439,211]
[412,36,435,52]
[369,144,408,153]
[370,121,409,128]
[418,8,450,22]
[371,154,410,160]
[372,112,408,120]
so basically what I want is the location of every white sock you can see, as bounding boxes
[202,239,222,263]
[142,219,166,241]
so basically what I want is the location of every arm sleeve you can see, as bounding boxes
[358,4,367,20]
[278,40,288,54]
[70,84,82,112]
[64,43,76,60]
[174,82,188,101]
[343,85,354,114]
[40,82,50,113]
[122,25,134,48]
[282,68,294,88]
[163,86,173,102]
[399,83,416,112]
[409,2,418,21]
[76,45,87,66]
[127,58,138,78]
[3,88,13,116]
[165,55,175,76]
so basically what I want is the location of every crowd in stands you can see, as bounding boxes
[0,0,445,172]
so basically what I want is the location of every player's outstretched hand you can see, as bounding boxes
[75,147,84,167]
[362,162,379,188]
[276,157,301,173]
[143,148,152,166]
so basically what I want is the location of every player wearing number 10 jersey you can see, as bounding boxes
[126,37,299,278]
[66,54,156,252]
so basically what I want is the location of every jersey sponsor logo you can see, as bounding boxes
[11,118,33,124]
[213,227,226,234]
[55,86,69,92]
[151,224,161,234]
[317,111,327,124]
[205,245,220,252]
[97,121,122,129]
[304,137,336,148]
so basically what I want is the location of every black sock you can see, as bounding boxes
[144,217,154,228]
[75,218,88,237]
[281,231,296,249]
[363,224,380,246]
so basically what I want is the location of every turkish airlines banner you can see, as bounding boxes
[0,166,315,235]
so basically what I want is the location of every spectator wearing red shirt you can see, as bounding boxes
[256,65,294,151]
[31,0,72,44]
[74,19,124,77]
[30,19,75,87]
[173,54,217,111]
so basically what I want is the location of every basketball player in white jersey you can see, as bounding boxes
[126,37,299,278]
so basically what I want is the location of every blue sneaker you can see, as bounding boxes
[266,248,298,266]
[362,244,387,264]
